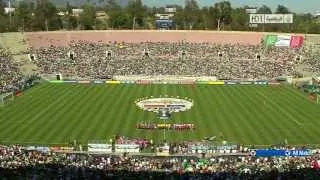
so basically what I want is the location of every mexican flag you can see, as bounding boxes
[263,34,304,48]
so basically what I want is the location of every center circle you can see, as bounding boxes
[136,97,193,119]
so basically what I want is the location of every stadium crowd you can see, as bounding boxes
[1,145,320,179]
[0,48,23,94]
[2,41,320,94]
[301,46,320,74]
[31,41,309,80]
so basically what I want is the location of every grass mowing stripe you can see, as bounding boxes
[191,86,210,140]
[23,85,90,143]
[257,87,301,124]
[147,85,160,143]
[74,85,120,141]
[239,86,279,144]
[3,85,67,142]
[259,87,307,143]
[200,86,227,141]
[266,86,310,143]
[175,85,190,141]
[44,85,94,141]
[268,87,317,143]
[219,86,253,143]
[227,86,263,144]
[133,85,150,140]
[94,85,125,140]
[0,83,55,116]
[278,87,320,123]
[255,86,301,144]
[212,86,239,142]
[223,87,254,142]
[165,85,178,142]
[250,86,281,143]
[144,85,159,142]
[52,85,95,139]
[115,84,142,139]
[4,84,73,142]
[0,84,59,122]
[282,85,316,106]
[201,86,221,141]
[42,85,96,143]
[275,87,316,122]
[80,85,113,140]
[184,85,200,140]
[230,86,260,143]
[249,86,286,144]
[172,85,181,140]
[102,85,132,139]
[0,89,53,139]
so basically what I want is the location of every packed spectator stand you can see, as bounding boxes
[1,144,320,179]
[0,49,23,94]
[31,41,311,80]
[1,40,319,94]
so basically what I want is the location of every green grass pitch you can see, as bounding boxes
[0,83,320,146]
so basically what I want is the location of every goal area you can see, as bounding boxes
[0,92,14,106]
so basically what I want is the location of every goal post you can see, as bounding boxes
[0,92,14,106]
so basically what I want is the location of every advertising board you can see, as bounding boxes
[64,80,77,83]
[78,81,91,84]
[115,144,140,153]
[240,81,253,85]
[250,14,293,24]
[208,81,225,85]
[106,81,121,84]
[255,149,311,157]
[88,144,112,153]
[94,80,104,84]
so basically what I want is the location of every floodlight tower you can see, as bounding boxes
[8,0,12,28]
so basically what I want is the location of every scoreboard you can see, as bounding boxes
[155,19,174,29]
[155,13,174,29]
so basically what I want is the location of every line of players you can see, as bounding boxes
[136,123,195,130]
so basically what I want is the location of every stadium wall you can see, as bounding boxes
[26,30,265,48]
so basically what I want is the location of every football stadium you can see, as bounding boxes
[1,0,320,178]
[1,31,319,146]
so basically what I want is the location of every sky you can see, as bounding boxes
[143,0,319,14]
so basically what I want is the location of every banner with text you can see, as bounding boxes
[255,149,311,157]
[250,14,293,24]
[115,144,140,153]
[88,144,112,153]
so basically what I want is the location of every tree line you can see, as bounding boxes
[0,0,319,33]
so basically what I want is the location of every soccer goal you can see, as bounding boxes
[0,92,14,106]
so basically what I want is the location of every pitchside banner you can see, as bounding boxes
[250,14,293,24]
[263,35,304,48]
[136,80,152,84]
[255,149,311,157]
[106,80,121,84]
[210,81,225,85]
[88,144,112,153]
[115,144,140,153]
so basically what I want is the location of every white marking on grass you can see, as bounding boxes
[257,90,303,126]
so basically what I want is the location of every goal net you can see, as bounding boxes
[0,92,14,106]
